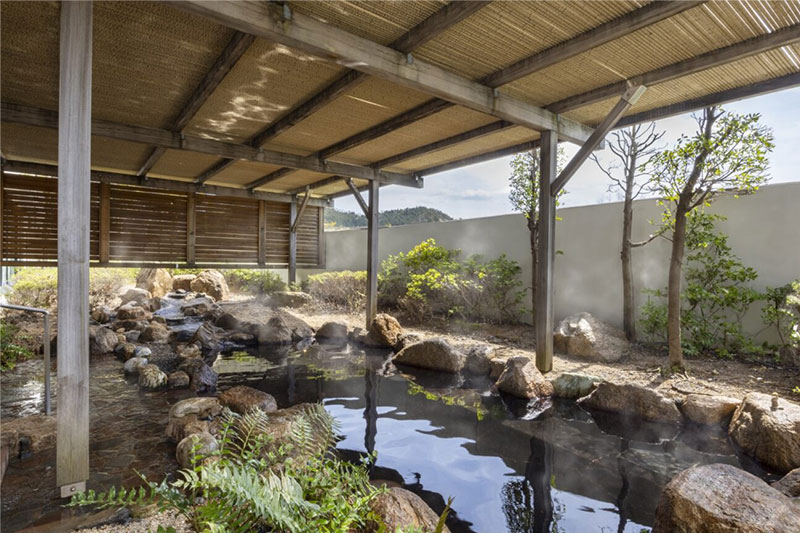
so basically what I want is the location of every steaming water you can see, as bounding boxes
[216,344,773,533]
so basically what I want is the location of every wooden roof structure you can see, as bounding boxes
[2,1,798,201]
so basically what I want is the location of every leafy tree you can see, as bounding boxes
[592,123,664,340]
[645,106,773,371]
[324,206,453,229]
[508,148,566,321]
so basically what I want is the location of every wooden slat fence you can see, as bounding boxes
[0,172,324,268]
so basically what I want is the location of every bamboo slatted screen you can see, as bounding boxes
[0,173,324,268]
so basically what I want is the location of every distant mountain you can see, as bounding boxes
[325,206,453,228]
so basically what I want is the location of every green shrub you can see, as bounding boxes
[378,239,525,324]
[762,280,800,361]
[225,269,286,295]
[1,322,34,372]
[7,267,138,309]
[638,214,763,358]
[305,271,366,311]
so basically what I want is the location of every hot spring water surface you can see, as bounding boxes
[215,343,771,533]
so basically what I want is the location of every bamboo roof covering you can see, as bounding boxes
[2,0,799,200]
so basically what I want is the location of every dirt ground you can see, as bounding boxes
[294,307,800,402]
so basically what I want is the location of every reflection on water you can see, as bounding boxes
[217,344,770,533]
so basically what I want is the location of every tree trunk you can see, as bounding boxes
[667,200,690,369]
[621,178,636,341]
[529,215,538,324]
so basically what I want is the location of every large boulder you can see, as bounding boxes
[652,463,800,533]
[553,312,628,362]
[140,322,171,344]
[191,322,223,352]
[578,382,682,425]
[120,287,152,306]
[136,268,172,298]
[367,487,450,533]
[138,364,167,390]
[364,314,403,348]
[315,321,349,341]
[728,393,800,473]
[215,312,241,331]
[173,274,196,292]
[91,305,112,324]
[182,297,216,317]
[90,326,119,355]
[166,397,222,443]
[190,270,229,301]
[680,394,739,426]
[123,357,148,374]
[218,386,277,414]
[253,311,313,345]
[495,356,553,399]
[393,338,465,373]
[176,432,218,468]
[549,372,601,399]
[269,291,312,308]
[465,344,496,375]
[1,415,57,458]
[116,302,150,321]
[773,468,800,498]
[179,358,218,393]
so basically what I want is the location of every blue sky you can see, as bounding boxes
[333,86,800,219]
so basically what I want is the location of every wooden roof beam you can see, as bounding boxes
[287,176,344,197]
[173,1,595,144]
[1,103,420,187]
[251,1,697,179]
[2,160,330,207]
[137,31,255,177]
[616,72,800,129]
[243,167,295,189]
[551,85,646,195]
[481,1,704,88]
[370,119,513,169]
[202,1,489,185]
[549,24,800,113]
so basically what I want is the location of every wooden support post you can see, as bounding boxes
[290,189,311,234]
[365,180,379,329]
[317,207,325,267]
[1,163,4,263]
[99,183,110,263]
[288,200,297,285]
[57,0,92,498]
[186,192,196,264]
[345,178,369,216]
[535,130,557,373]
[258,200,266,267]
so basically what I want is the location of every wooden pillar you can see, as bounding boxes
[535,130,557,373]
[288,199,297,284]
[186,192,196,264]
[57,0,92,498]
[257,200,266,266]
[98,183,110,263]
[365,180,379,329]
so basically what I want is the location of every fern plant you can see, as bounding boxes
[70,404,375,533]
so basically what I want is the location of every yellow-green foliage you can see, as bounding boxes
[225,269,286,295]
[8,267,138,309]
[305,271,366,311]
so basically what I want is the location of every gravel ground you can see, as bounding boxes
[79,510,192,533]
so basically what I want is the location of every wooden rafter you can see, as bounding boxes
[174,1,595,143]
[481,1,703,88]
[287,176,343,197]
[1,103,419,187]
[549,24,800,113]
[205,1,489,185]
[3,160,329,207]
[371,120,513,169]
[243,167,296,189]
[616,72,800,129]
[137,31,255,176]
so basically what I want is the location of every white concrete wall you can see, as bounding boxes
[301,182,800,342]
